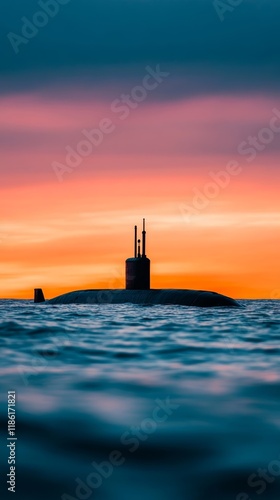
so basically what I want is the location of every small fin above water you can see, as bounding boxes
[34,288,45,303]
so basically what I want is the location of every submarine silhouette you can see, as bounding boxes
[34,219,240,308]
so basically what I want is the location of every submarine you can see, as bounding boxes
[34,219,240,308]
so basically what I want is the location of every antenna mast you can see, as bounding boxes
[134,225,137,258]
[142,218,146,258]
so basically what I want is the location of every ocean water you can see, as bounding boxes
[0,299,280,500]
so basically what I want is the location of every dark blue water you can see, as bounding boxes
[0,300,280,500]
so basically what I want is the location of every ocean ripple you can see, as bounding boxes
[0,299,280,499]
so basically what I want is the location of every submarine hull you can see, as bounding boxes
[47,289,240,308]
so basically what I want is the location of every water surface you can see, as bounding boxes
[0,299,280,500]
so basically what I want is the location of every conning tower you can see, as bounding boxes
[125,219,150,290]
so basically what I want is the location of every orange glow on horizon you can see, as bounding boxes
[1,170,279,300]
[1,92,280,300]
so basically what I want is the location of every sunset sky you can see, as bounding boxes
[1,0,280,299]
